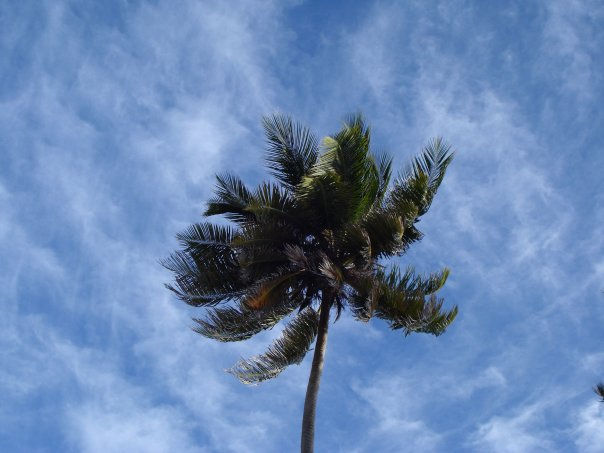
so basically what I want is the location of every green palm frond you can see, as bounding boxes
[193,297,299,342]
[322,116,381,219]
[391,138,454,218]
[231,220,298,250]
[228,307,320,384]
[349,266,455,335]
[411,138,454,201]
[263,114,319,189]
[375,152,393,203]
[298,171,349,229]
[334,223,372,265]
[165,282,244,306]
[245,181,300,224]
[204,174,255,223]
[362,210,404,258]
[373,267,456,336]
[385,266,450,295]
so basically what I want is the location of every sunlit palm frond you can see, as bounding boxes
[228,308,320,384]
[373,267,456,336]
[392,138,454,218]
[411,137,454,201]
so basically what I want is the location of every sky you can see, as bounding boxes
[1,0,603,451]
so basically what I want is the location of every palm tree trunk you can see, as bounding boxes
[300,294,331,453]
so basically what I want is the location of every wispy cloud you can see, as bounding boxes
[2,0,603,451]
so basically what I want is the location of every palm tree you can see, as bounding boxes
[162,114,458,452]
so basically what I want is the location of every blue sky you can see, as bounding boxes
[2,1,603,451]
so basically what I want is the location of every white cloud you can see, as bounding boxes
[572,401,604,452]
[470,403,554,453]
[349,375,443,452]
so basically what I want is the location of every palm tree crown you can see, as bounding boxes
[163,114,458,451]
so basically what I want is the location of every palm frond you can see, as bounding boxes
[393,138,454,218]
[298,171,350,229]
[175,222,235,260]
[386,266,450,295]
[362,210,404,258]
[161,247,244,306]
[323,115,381,219]
[375,151,393,203]
[244,270,303,310]
[204,174,255,223]
[245,181,300,224]
[228,308,320,384]
[263,114,319,189]
[193,297,299,342]
[349,266,455,335]
[334,223,372,265]
[411,138,454,200]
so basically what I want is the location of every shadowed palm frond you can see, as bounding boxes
[263,114,319,189]
[362,209,404,258]
[161,248,244,307]
[245,181,300,224]
[228,308,320,384]
[193,297,300,342]
[175,222,236,260]
[243,270,304,310]
[204,174,255,223]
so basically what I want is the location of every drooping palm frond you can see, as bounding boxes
[228,307,320,384]
[161,247,244,306]
[349,266,456,335]
[193,297,300,342]
[263,114,319,189]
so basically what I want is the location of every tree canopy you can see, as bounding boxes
[162,114,457,384]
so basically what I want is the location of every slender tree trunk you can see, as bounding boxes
[300,294,331,453]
